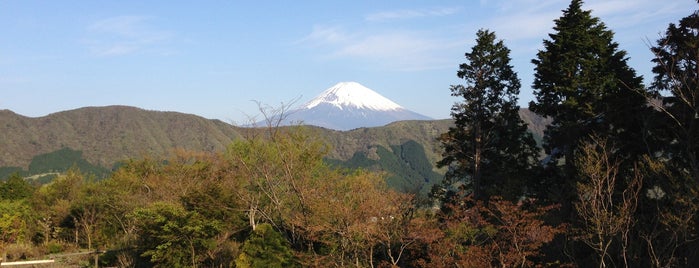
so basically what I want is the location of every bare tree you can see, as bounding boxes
[574,136,643,268]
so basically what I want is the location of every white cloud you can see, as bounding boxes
[478,0,561,42]
[299,26,464,71]
[587,0,685,28]
[478,0,694,53]
[295,6,467,71]
[84,15,174,57]
[298,25,353,45]
[365,7,460,21]
[88,16,149,38]
[297,0,695,73]
[482,0,693,41]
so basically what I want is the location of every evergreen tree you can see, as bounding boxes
[437,29,538,201]
[529,0,648,197]
[650,5,699,181]
[643,5,699,266]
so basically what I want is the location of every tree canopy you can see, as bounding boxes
[438,29,538,201]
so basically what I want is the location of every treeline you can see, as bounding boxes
[327,140,443,196]
[0,148,109,183]
[433,0,699,267]
[1,0,698,267]
[0,126,567,267]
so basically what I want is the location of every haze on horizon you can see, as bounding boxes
[1,0,694,124]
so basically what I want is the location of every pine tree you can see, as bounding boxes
[437,29,538,201]
[529,0,648,191]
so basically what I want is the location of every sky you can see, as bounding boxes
[1,1,695,125]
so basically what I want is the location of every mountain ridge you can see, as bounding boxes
[0,105,548,194]
[0,105,242,168]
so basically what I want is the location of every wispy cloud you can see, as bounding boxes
[295,5,467,71]
[299,25,464,71]
[479,0,561,42]
[298,25,353,46]
[365,7,460,21]
[586,0,690,29]
[482,0,692,42]
[298,0,692,73]
[84,16,174,57]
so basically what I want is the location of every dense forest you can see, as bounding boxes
[1,0,698,267]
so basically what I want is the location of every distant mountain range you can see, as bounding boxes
[0,104,548,195]
[274,82,432,131]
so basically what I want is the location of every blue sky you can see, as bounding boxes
[1,1,695,124]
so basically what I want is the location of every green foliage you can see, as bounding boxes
[30,168,86,245]
[0,173,35,200]
[0,148,109,185]
[327,140,442,196]
[529,0,649,179]
[131,202,222,268]
[28,148,109,178]
[236,223,300,268]
[180,184,247,230]
[0,199,32,244]
[0,167,24,180]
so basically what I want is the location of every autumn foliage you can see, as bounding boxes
[419,195,564,267]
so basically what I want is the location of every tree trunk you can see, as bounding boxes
[473,122,483,200]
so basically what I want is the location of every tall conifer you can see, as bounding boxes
[438,29,538,201]
[529,0,648,188]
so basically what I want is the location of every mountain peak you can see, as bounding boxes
[303,82,403,111]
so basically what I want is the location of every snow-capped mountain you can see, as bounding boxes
[303,82,403,111]
[279,82,431,131]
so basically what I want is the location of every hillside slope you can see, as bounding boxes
[1,106,548,195]
[0,106,242,168]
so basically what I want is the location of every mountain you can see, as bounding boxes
[280,82,432,131]
[0,105,548,196]
[0,106,242,169]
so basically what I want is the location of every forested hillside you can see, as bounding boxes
[0,106,241,168]
[0,107,549,200]
[0,107,545,175]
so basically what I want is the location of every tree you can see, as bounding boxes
[0,173,35,201]
[235,223,299,268]
[421,196,564,267]
[529,0,649,207]
[574,136,642,268]
[71,180,106,251]
[650,5,699,182]
[635,157,699,267]
[225,126,330,247]
[31,168,85,245]
[0,199,32,254]
[131,202,221,268]
[641,5,699,266]
[437,29,538,201]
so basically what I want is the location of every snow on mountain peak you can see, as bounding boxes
[303,82,403,111]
